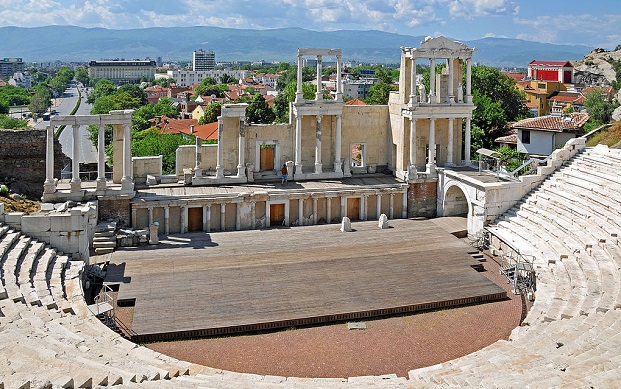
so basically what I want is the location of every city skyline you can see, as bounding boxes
[1,0,620,50]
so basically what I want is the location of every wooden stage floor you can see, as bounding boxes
[104,218,506,342]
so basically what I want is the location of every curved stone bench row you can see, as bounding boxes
[1,221,409,388]
[4,145,621,388]
[411,146,621,386]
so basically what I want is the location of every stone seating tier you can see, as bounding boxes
[5,146,621,387]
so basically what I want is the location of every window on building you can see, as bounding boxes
[522,130,531,144]
[538,83,546,89]
[351,143,366,167]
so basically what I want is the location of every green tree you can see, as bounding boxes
[0,100,8,115]
[273,81,316,123]
[246,94,275,124]
[29,84,51,116]
[194,83,228,98]
[583,89,615,124]
[472,91,506,146]
[198,103,222,124]
[118,84,148,106]
[132,97,178,132]
[132,128,195,174]
[275,66,315,90]
[220,73,237,84]
[74,67,89,85]
[366,82,395,105]
[153,77,174,87]
[0,114,28,129]
[0,85,31,106]
[87,79,117,104]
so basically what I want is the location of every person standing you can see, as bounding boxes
[281,164,288,184]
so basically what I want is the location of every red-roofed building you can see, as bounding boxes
[503,72,525,82]
[528,60,574,83]
[149,116,218,141]
[345,98,367,106]
[510,112,589,156]
[145,85,169,104]
[495,128,518,147]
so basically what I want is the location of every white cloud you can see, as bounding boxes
[449,0,519,18]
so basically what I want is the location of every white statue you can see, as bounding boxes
[419,84,427,103]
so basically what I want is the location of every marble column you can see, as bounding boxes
[312,197,318,225]
[96,124,106,190]
[448,58,455,103]
[361,194,368,221]
[70,124,81,193]
[465,117,472,164]
[315,115,322,173]
[121,123,132,191]
[180,206,187,234]
[235,203,241,231]
[220,203,226,231]
[215,116,224,178]
[447,117,454,166]
[326,196,332,223]
[315,55,323,100]
[429,58,436,102]
[295,114,303,174]
[44,125,56,194]
[335,54,343,101]
[376,193,382,220]
[298,198,304,226]
[164,206,170,235]
[334,114,342,173]
[409,58,417,105]
[204,204,211,232]
[148,207,153,225]
[250,201,256,229]
[466,58,473,103]
[402,190,408,219]
[427,117,436,169]
[409,118,417,172]
[389,193,395,219]
[194,136,202,177]
[237,120,246,178]
[296,54,303,102]
[131,208,137,228]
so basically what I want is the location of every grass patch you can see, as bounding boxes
[586,121,621,147]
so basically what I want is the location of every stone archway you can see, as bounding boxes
[443,184,469,217]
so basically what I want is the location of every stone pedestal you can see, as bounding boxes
[149,222,159,245]
[340,217,352,232]
[378,214,389,229]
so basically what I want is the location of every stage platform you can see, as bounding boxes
[103,218,506,342]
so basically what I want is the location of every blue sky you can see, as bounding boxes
[1,0,619,49]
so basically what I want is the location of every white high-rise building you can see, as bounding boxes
[193,49,216,71]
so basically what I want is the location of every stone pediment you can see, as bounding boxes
[419,36,469,51]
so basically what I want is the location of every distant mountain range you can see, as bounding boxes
[1,26,592,68]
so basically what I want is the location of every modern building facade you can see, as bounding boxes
[193,49,216,71]
[0,57,25,79]
[88,60,156,85]
[166,69,247,87]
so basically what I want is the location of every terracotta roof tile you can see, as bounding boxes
[511,112,589,132]
[345,98,367,106]
[495,128,518,144]
[150,116,219,140]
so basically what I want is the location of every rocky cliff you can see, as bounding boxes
[572,47,621,86]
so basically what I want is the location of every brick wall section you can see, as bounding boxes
[0,129,68,199]
[408,180,437,218]
[98,197,131,227]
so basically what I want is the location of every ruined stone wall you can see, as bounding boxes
[408,179,437,218]
[0,129,68,199]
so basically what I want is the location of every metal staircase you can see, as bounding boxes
[499,249,536,298]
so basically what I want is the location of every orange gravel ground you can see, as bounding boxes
[143,251,530,379]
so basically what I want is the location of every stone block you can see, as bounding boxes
[21,215,51,234]
[378,214,389,229]
[340,217,352,232]
[50,213,76,232]
[146,174,157,186]
[149,222,160,245]
[4,212,24,230]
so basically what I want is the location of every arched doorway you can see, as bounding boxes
[443,185,469,217]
